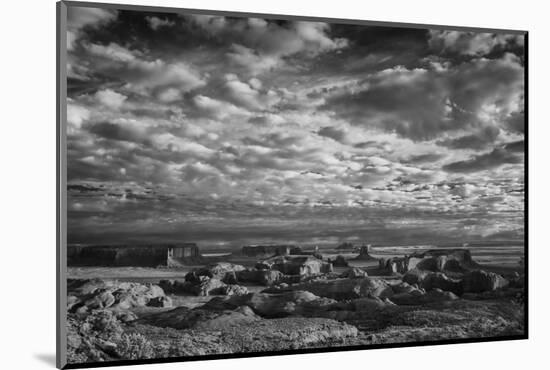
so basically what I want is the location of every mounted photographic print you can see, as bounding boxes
[56,1,527,368]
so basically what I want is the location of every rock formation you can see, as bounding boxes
[462,270,509,293]
[340,267,368,278]
[66,245,525,365]
[259,255,333,276]
[67,279,167,313]
[353,245,378,261]
[332,255,349,267]
[379,257,408,274]
[272,277,394,300]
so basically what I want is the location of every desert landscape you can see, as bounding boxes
[65,242,525,364]
[62,4,525,367]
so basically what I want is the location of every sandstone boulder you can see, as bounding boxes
[312,252,324,260]
[147,296,173,308]
[340,267,368,279]
[462,270,509,293]
[508,273,525,289]
[402,268,430,285]
[219,284,249,296]
[222,271,238,284]
[415,257,442,271]
[185,262,246,283]
[260,256,333,276]
[67,295,79,311]
[236,269,284,286]
[421,272,463,295]
[391,281,423,294]
[160,278,249,296]
[83,290,115,310]
[68,279,167,311]
[67,278,109,296]
[390,288,458,305]
[158,279,194,295]
[379,257,408,274]
[402,269,462,295]
[201,291,337,318]
[259,270,285,285]
[115,310,137,322]
[283,277,394,300]
[139,305,261,330]
[351,297,390,312]
[192,277,227,296]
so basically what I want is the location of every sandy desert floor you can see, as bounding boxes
[65,246,525,365]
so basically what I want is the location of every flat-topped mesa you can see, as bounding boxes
[379,248,476,275]
[241,244,296,258]
[407,248,476,271]
[67,244,200,267]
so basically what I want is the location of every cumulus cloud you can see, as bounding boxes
[504,140,524,153]
[95,89,127,109]
[66,7,525,245]
[226,44,281,75]
[502,111,525,133]
[136,62,206,93]
[83,42,207,96]
[151,133,215,158]
[222,74,279,110]
[317,126,352,144]
[87,121,149,145]
[248,113,286,125]
[156,87,182,103]
[443,147,523,173]
[437,125,500,150]
[67,7,117,31]
[404,153,446,164]
[322,54,524,141]
[146,16,175,30]
[428,30,524,56]
[85,42,140,62]
[67,103,90,128]
[67,7,117,51]
[191,16,348,75]
[192,16,348,57]
[193,95,251,119]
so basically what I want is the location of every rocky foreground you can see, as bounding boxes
[66,249,525,364]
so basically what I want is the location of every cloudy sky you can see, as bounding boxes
[65,5,525,248]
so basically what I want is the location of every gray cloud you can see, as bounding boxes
[317,126,351,143]
[437,126,500,150]
[503,140,525,153]
[428,30,524,56]
[404,153,446,163]
[443,147,523,173]
[86,121,149,145]
[66,6,525,246]
[322,54,524,141]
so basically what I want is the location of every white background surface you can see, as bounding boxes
[0,0,546,368]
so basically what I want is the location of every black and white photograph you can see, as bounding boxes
[59,1,526,367]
